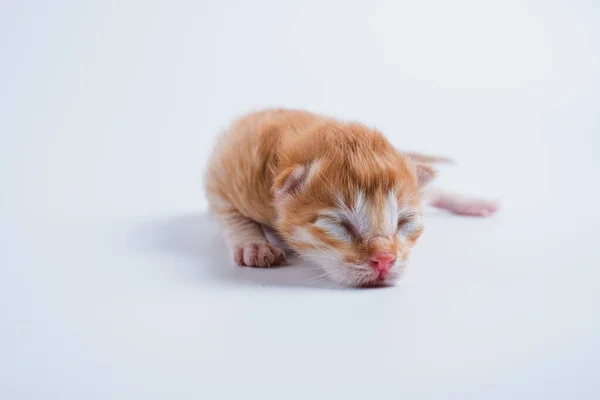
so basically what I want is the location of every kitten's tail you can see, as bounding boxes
[401,151,455,165]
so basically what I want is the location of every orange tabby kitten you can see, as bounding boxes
[205,109,498,287]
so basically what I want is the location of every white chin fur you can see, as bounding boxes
[312,259,405,288]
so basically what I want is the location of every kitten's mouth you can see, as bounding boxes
[356,276,394,289]
[353,271,398,288]
[325,262,403,288]
[355,267,403,288]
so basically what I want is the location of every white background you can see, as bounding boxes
[1,0,599,398]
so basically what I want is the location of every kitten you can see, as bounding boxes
[204,109,498,287]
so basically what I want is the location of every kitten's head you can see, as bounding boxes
[272,124,436,288]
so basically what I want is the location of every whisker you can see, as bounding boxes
[306,254,339,261]
[297,269,339,285]
[302,271,334,284]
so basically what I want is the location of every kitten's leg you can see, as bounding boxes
[427,189,499,217]
[216,208,286,268]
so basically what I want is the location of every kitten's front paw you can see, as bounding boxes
[234,242,286,268]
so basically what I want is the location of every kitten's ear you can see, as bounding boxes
[415,162,437,189]
[272,165,309,201]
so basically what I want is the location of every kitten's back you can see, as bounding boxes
[204,109,326,225]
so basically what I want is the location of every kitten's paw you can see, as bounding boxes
[234,242,286,268]
[443,198,499,217]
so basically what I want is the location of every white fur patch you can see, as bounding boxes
[382,191,400,236]
[331,191,371,237]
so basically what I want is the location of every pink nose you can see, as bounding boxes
[369,253,396,278]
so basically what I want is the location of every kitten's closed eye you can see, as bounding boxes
[397,216,411,230]
[340,220,361,241]
[315,217,361,242]
[397,213,420,234]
